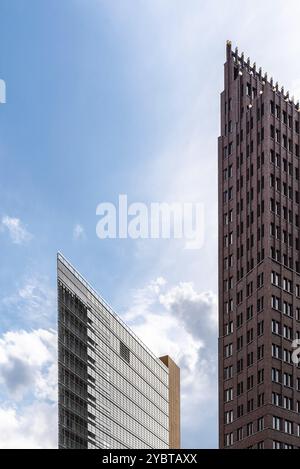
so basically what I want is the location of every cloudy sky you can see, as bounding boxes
[1,0,300,449]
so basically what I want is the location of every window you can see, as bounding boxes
[247,305,253,321]
[225,432,233,447]
[258,392,264,407]
[257,417,264,432]
[237,404,244,417]
[272,344,281,359]
[246,375,254,391]
[270,125,275,139]
[257,344,264,360]
[284,420,293,435]
[283,325,292,340]
[276,128,280,143]
[271,295,281,311]
[272,392,281,407]
[119,341,130,363]
[257,272,264,288]
[225,321,233,335]
[237,335,243,351]
[247,422,253,437]
[246,281,253,297]
[225,410,233,424]
[282,110,287,124]
[247,328,253,344]
[283,397,293,411]
[258,368,264,384]
[237,358,243,373]
[276,105,281,119]
[237,427,243,441]
[283,352,293,366]
[272,368,281,383]
[283,301,293,317]
[273,416,281,431]
[247,398,254,412]
[247,351,254,367]
[283,278,292,293]
[225,388,233,402]
[258,320,264,336]
[246,82,252,97]
[224,365,233,380]
[237,312,243,328]
[283,372,293,387]
[282,134,287,148]
[257,296,264,312]
[237,381,244,396]
[272,320,280,335]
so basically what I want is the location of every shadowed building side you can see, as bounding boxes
[159,355,180,448]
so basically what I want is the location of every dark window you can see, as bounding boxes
[120,341,130,363]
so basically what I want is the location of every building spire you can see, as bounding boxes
[226,40,232,60]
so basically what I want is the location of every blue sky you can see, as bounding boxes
[1,0,300,449]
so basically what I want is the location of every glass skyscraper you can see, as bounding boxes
[57,253,180,449]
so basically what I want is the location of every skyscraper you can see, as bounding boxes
[219,41,300,449]
[57,253,180,449]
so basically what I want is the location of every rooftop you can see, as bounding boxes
[226,40,300,112]
[57,251,169,372]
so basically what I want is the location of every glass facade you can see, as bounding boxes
[58,253,169,449]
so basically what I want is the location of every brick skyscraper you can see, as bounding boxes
[219,41,300,449]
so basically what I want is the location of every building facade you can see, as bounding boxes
[219,41,300,449]
[57,253,180,449]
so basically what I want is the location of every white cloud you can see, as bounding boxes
[0,328,57,449]
[123,278,218,443]
[2,276,56,327]
[73,223,86,240]
[0,403,57,449]
[0,329,57,401]
[0,216,32,244]
[0,282,216,448]
[159,283,218,340]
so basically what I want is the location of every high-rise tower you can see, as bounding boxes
[57,253,180,449]
[219,41,300,449]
